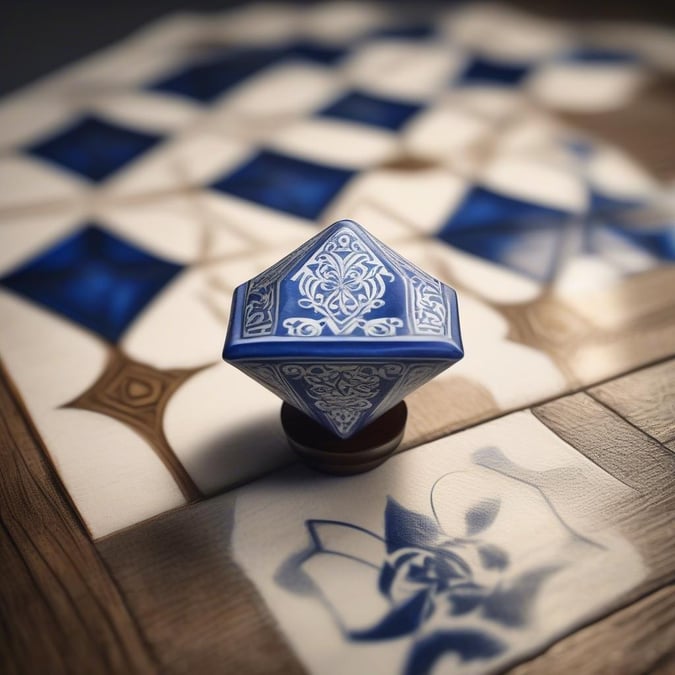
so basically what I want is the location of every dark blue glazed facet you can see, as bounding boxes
[223,220,463,438]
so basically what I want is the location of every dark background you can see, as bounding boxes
[1,0,674,97]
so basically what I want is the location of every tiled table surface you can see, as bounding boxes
[0,3,674,674]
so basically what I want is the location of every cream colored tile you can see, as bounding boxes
[344,41,465,101]
[268,118,399,169]
[527,63,647,113]
[0,290,186,538]
[233,410,644,675]
[164,363,294,495]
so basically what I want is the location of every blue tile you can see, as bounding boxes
[367,24,436,40]
[0,225,184,342]
[603,224,675,261]
[437,187,570,281]
[456,57,531,86]
[561,47,638,64]
[318,91,423,131]
[149,47,285,102]
[210,150,355,221]
[26,116,163,183]
[285,41,348,65]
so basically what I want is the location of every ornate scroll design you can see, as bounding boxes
[243,234,320,338]
[383,246,448,335]
[410,274,447,334]
[281,363,405,436]
[283,229,403,337]
[370,361,450,419]
[240,361,314,418]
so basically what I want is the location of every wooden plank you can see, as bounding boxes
[589,359,675,448]
[533,392,675,496]
[0,364,157,675]
[96,496,305,675]
[509,584,675,675]
[533,393,675,591]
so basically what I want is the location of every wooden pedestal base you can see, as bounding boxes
[280,401,407,476]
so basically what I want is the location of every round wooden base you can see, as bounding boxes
[280,401,407,476]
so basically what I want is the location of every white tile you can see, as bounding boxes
[344,41,464,101]
[216,3,301,44]
[268,118,399,169]
[198,190,314,247]
[164,363,294,495]
[481,155,587,213]
[302,2,390,44]
[330,168,467,236]
[233,410,644,675]
[0,155,86,210]
[0,208,84,275]
[443,3,572,60]
[585,147,657,201]
[220,62,341,118]
[120,266,229,370]
[0,290,186,538]
[527,63,647,113]
[403,106,492,164]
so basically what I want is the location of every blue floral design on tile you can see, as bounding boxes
[26,116,163,183]
[455,56,532,86]
[0,225,183,342]
[210,150,355,221]
[318,91,423,132]
[277,465,572,675]
[149,47,285,102]
[437,187,571,281]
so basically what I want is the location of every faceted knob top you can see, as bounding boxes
[223,220,463,438]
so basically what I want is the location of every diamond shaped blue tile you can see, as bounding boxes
[285,41,348,65]
[456,57,531,86]
[0,225,184,342]
[561,47,638,64]
[210,150,355,221]
[367,23,435,40]
[26,116,163,183]
[318,91,423,131]
[149,47,285,102]
[437,186,570,281]
[588,221,675,263]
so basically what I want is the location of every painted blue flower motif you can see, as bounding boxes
[277,465,578,674]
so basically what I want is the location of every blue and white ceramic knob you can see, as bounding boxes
[223,219,463,472]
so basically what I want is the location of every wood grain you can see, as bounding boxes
[510,584,675,675]
[560,77,675,181]
[533,391,675,496]
[589,359,675,449]
[533,392,675,594]
[97,496,305,675]
[0,364,157,675]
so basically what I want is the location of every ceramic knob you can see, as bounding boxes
[223,219,463,450]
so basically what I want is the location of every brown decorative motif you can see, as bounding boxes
[64,348,210,502]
